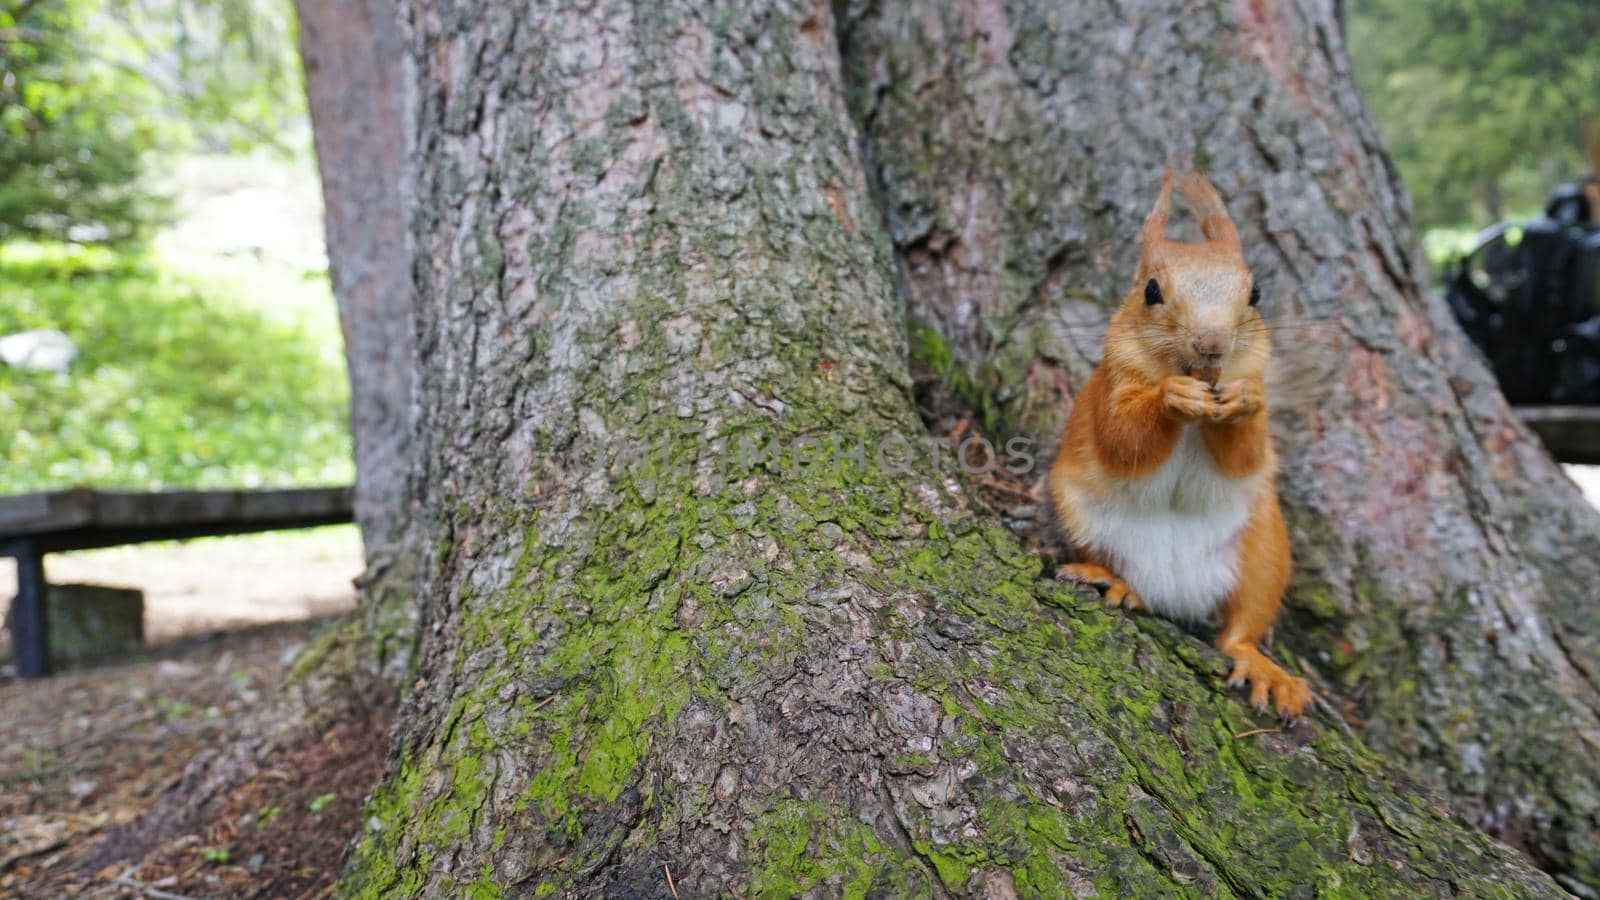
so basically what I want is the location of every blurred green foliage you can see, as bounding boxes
[0,0,305,244]
[1,0,162,242]
[104,0,307,152]
[1348,0,1600,230]
[0,242,352,492]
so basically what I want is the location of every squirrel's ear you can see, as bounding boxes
[1174,172,1241,250]
[1142,169,1175,252]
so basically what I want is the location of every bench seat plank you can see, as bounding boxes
[1516,406,1600,466]
[0,486,353,556]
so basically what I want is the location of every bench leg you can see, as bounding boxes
[12,542,50,678]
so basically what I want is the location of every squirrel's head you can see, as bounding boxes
[1113,170,1267,383]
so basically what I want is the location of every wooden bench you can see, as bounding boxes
[1516,406,1600,465]
[1,487,353,678]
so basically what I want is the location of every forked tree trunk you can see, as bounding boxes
[838,0,1600,889]
[338,0,1565,894]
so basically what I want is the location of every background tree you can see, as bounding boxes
[330,0,1593,893]
[0,0,161,242]
[1347,0,1600,228]
[0,0,307,245]
[111,0,306,152]
[297,0,418,678]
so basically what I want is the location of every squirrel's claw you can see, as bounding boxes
[1224,646,1312,718]
[1208,381,1263,423]
[1056,563,1145,611]
[1162,375,1219,421]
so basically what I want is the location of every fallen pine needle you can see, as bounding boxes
[979,479,1036,502]
[664,862,680,899]
[1233,728,1281,739]
[0,836,69,872]
[112,874,209,900]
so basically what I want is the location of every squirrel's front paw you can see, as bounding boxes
[1209,381,1262,423]
[1161,375,1218,421]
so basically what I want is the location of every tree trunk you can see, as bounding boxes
[298,0,422,677]
[340,0,1564,894]
[838,0,1600,890]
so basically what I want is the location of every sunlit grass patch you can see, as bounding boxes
[0,240,352,492]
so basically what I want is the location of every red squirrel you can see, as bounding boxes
[1048,171,1311,718]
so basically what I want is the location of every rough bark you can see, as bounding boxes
[340,0,1561,894]
[838,0,1600,890]
[298,0,422,677]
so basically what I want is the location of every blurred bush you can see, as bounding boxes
[1348,0,1600,231]
[0,242,352,492]
[1,0,162,242]
[0,0,305,244]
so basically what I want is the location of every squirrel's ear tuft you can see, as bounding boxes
[1174,172,1241,250]
[1142,170,1175,252]
[1144,278,1163,306]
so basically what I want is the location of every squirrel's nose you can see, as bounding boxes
[1191,334,1228,359]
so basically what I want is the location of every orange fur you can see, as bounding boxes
[1217,488,1309,714]
[1049,171,1309,717]
[1199,377,1269,477]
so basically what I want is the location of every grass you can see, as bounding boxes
[0,239,352,493]
[50,522,363,570]
[1422,224,1483,274]
[1420,208,1543,277]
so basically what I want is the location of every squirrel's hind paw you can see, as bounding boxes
[1224,646,1311,718]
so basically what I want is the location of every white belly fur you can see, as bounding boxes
[1064,426,1262,621]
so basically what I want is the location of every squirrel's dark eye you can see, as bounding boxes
[1144,278,1163,306]
[1249,284,1261,307]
